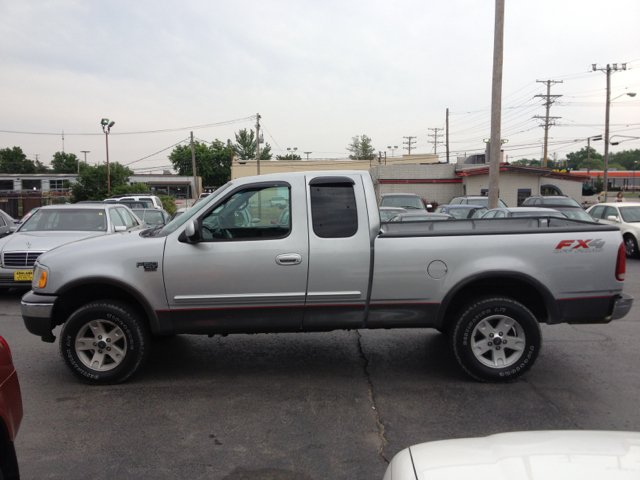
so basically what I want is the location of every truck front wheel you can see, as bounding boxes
[59,300,151,385]
[451,297,541,382]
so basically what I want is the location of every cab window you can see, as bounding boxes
[200,185,291,240]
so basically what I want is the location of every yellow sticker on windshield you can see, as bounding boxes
[99,213,103,215]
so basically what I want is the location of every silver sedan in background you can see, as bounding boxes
[0,204,145,291]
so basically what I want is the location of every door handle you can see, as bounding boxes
[276,253,302,266]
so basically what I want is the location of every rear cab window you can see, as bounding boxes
[309,177,358,238]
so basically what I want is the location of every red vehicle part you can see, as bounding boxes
[0,335,22,480]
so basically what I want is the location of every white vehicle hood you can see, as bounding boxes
[391,431,640,480]
[0,231,107,254]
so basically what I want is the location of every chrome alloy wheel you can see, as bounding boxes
[625,236,637,257]
[75,319,128,371]
[470,314,526,368]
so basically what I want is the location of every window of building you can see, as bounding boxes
[22,179,41,190]
[0,180,13,190]
[310,178,358,238]
[517,189,531,206]
[49,179,66,191]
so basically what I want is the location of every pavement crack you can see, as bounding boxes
[523,377,582,429]
[355,330,389,465]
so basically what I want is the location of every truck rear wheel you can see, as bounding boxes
[59,300,150,385]
[450,296,541,382]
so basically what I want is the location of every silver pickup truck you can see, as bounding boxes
[21,171,632,385]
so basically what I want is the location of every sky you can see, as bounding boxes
[1,0,639,173]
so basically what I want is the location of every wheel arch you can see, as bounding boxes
[436,271,559,332]
[52,277,169,335]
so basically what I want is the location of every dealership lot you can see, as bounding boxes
[2,260,639,479]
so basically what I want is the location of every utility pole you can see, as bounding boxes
[101,119,115,195]
[190,131,198,198]
[378,151,382,165]
[403,136,417,155]
[446,108,450,164]
[428,128,444,155]
[81,151,90,166]
[303,151,312,161]
[488,0,505,210]
[62,130,65,153]
[255,113,261,175]
[593,63,628,201]
[533,79,563,168]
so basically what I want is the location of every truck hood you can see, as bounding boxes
[401,430,640,480]
[0,231,107,254]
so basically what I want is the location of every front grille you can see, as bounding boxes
[2,251,44,268]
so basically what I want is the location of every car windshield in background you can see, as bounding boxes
[467,198,507,208]
[448,208,477,219]
[510,211,564,218]
[381,196,424,209]
[133,209,166,226]
[543,197,582,207]
[620,207,640,223]
[559,209,596,222]
[380,209,407,222]
[19,209,107,232]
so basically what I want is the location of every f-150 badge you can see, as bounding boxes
[136,262,158,272]
[554,239,605,253]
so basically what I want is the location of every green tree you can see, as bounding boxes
[511,158,542,167]
[233,129,272,160]
[347,135,376,161]
[577,158,604,170]
[609,149,640,170]
[565,146,602,170]
[169,140,232,188]
[34,159,50,173]
[0,147,36,173]
[275,153,302,160]
[51,151,81,173]
[70,162,134,202]
[111,182,150,196]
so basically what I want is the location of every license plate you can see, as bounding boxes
[14,270,33,282]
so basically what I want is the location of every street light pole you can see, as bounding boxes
[80,150,90,173]
[101,119,115,195]
[592,63,630,201]
[387,146,398,158]
[303,151,312,161]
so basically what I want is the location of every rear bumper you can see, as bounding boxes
[556,293,633,324]
[21,291,57,343]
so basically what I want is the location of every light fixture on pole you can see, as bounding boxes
[583,135,603,178]
[101,119,115,195]
[303,151,312,161]
[387,146,398,158]
[286,147,298,158]
[609,135,640,146]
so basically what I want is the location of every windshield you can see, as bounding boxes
[558,209,596,222]
[157,182,232,236]
[511,211,564,218]
[620,207,640,223]
[380,196,425,210]
[542,197,582,207]
[19,208,107,232]
[467,198,507,208]
[380,209,406,222]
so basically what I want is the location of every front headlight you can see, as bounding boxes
[32,265,48,289]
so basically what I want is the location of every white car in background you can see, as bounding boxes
[587,203,640,258]
[384,430,640,480]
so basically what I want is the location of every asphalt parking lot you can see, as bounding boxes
[2,259,639,479]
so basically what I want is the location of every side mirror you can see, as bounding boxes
[180,219,201,244]
[607,215,620,222]
[114,226,127,232]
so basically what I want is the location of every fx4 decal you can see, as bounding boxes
[554,239,605,253]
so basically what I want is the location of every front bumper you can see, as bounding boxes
[0,268,33,288]
[21,290,58,343]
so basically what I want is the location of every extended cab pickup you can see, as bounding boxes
[21,171,632,385]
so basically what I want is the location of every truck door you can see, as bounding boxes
[303,175,372,330]
[163,177,309,333]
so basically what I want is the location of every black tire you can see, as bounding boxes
[59,300,151,385]
[450,296,541,382]
[624,234,639,259]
